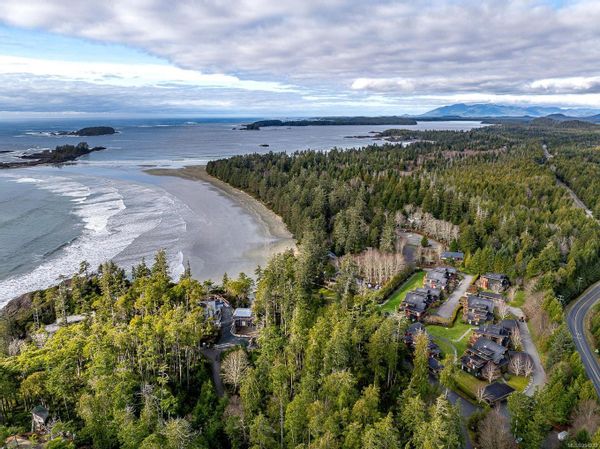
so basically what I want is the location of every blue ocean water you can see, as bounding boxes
[0,118,486,305]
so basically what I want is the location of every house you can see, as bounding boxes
[428,357,444,375]
[499,319,519,336]
[404,323,441,358]
[424,267,457,291]
[479,273,510,292]
[232,308,255,335]
[470,324,510,346]
[200,297,224,324]
[31,405,49,432]
[400,288,442,321]
[476,290,506,305]
[460,337,508,377]
[462,295,495,325]
[482,382,515,405]
[441,251,464,263]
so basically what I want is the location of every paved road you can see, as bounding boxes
[566,281,600,399]
[436,274,474,319]
[544,144,596,221]
[508,306,546,396]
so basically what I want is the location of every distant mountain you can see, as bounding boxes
[423,103,600,118]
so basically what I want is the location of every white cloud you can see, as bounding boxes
[1,0,600,113]
[0,55,297,93]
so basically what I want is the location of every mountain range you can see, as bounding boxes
[423,103,600,118]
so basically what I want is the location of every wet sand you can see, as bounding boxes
[146,166,296,277]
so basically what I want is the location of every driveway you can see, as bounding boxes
[200,304,249,397]
[508,306,546,396]
[435,274,474,319]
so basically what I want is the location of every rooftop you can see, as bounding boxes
[483,382,515,403]
[233,308,253,318]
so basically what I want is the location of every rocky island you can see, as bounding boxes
[0,142,106,169]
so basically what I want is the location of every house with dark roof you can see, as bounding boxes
[476,290,506,304]
[424,267,457,291]
[482,382,515,404]
[470,324,510,346]
[499,319,519,336]
[428,357,444,374]
[441,251,464,262]
[400,288,442,321]
[404,323,441,359]
[460,337,508,377]
[479,273,510,292]
[31,405,49,432]
[462,295,495,325]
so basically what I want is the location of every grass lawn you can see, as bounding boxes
[380,271,426,312]
[510,290,526,307]
[426,320,474,355]
[454,370,488,401]
[505,375,529,392]
[431,336,456,359]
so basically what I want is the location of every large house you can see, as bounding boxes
[479,273,510,292]
[424,267,457,291]
[461,337,508,378]
[400,288,442,321]
[462,294,495,325]
[470,319,520,347]
[232,308,255,336]
[470,323,510,346]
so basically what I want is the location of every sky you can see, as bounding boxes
[1,0,600,117]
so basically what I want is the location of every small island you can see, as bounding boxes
[242,116,418,130]
[0,142,106,169]
[48,126,117,137]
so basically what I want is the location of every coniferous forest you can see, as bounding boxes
[1,122,600,448]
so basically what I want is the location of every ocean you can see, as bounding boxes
[0,118,486,306]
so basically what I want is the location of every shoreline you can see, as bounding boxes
[145,165,296,250]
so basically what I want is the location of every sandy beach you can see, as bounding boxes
[146,165,296,273]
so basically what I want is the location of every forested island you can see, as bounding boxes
[0,143,105,169]
[242,116,418,130]
[2,122,600,448]
[50,126,116,137]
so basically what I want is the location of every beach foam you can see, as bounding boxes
[0,173,187,306]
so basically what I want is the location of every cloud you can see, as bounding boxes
[1,0,600,114]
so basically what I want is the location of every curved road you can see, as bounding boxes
[567,281,600,399]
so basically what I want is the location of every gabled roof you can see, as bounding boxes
[467,295,495,312]
[407,322,425,334]
[233,308,253,318]
[441,251,464,259]
[428,357,443,371]
[477,291,505,301]
[476,324,508,338]
[472,337,507,363]
[483,382,515,402]
[31,405,49,421]
[499,319,519,332]
[414,287,442,298]
[482,273,509,281]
